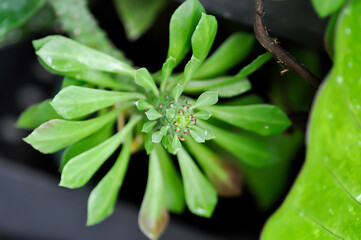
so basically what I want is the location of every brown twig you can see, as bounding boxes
[253,0,320,88]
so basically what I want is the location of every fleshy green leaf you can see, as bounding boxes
[87,132,132,225]
[136,99,154,110]
[142,121,157,133]
[60,115,141,188]
[24,107,125,154]
[166,109,175,120]
[204,104,291,136]
[0,0,46,40]
[114,0,167,41]
[190,127,206,143]
[60,122,114,171]
[177,148,217,217]
[48,0,128,61]
[152,126,168,143]
[182,57,201,87]
[211,79,251,98]
[185,137,242,197]
[66,71,134,91]
[191,91,218,109]
[155,143,185,213]
[194,32,255,79]
[34,35,134,76]
[185,53,270,93]
[139,147,169,240]
[145,109,162,120]
[160,57,176,91]
[166,0,205,66]
[172,84,184,101]
[194,110,211,120]
[263,1,361,238]
[51,86,143,119]
[198,121,276,167]
[144,133,154,154]
[135,68,159,96]
[311,0,346,18]
[17,99,62,129]
[171,135,182,154]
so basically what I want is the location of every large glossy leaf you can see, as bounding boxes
[194,32,254,79]
[139,146,169,239]
[311,0,345,18]
[114,0,167,41]
[34,35,134,76]
[60,115,141,188]
[17,99,62,129]
[48,0,128,61]
[155,144,185,213]
[60,122,114,171]
[24,107,124,154]
[198,121,276,167]
[0,0,46,40]
[176,148,217,218]
[204,104,291,136]
[263,1,361,238]
[51,86,143,119]
[87,132,132,225]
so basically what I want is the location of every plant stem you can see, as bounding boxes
[253,0,320,88]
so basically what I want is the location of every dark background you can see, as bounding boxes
[0,0,330,239]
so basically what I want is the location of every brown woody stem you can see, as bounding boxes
[253,0,320,87]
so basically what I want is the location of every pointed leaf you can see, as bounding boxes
[135,68,159,96]
[52,86,143,119]
[34,35,134,76]
[17,99,62,129]
[24,107,126,154]
[172,84,184,101]
[194,32,255,79]
[194,110,211,120]
[145,109,162,120]
[205,104,291,136]
[139,148,169,239]
[190,127,206,143]
[152,126,168,143]
[160,57,176,91]
[211,79,251,98]
[145,133,154,154]
[60,115,141,188]
[87,132,132,225]
[191,91,218,109]
[142,121,157,133]
[177,148,217,217]
[136,99,154,110]
[171,135,182,154]
[185,137,242,197]
[181,57,201,87]
[155,144,185,213]
[114,0,167,41]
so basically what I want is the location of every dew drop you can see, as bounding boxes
[336,76,343,84]
[328,208,334,215]
[356,194,361,202]
[348,62,354,68]
[327,114,334,120]
[357,218,360,221]
[356,105,361,110]
[299,211,304,217]
[358,141,361,146]
[2,2,8,9]
[264,125,269,129]
[345,145,350,150]
[322,185,327,190]
[345,28,352,35]
[74,28,81,35]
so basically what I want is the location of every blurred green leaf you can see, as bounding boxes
[60,115,141,188]
[34,35,134,76]
[311,0,345,18]
[142,121,157,133]
[114,0,167,41]
[176,148,217,218]
[191,91,218,109]
[145,109,162,120]
[172,84,184,101]
[136,99,154,110]
[155,144,185,214]
[263,1,361,238]
[211,79,251,98]
[51,86,143,119]
[195,32,254,79]
[49,0,128,61]
[0,0,46,40]
[185,137,242,197]
[24,107,125,154]
[139,146,169,240]
[199,121,276,167]
[204,104,291,136]
[135,68,159,96]
[60,122,114,171]
[87,132,132,225]
[17,99,62,129]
